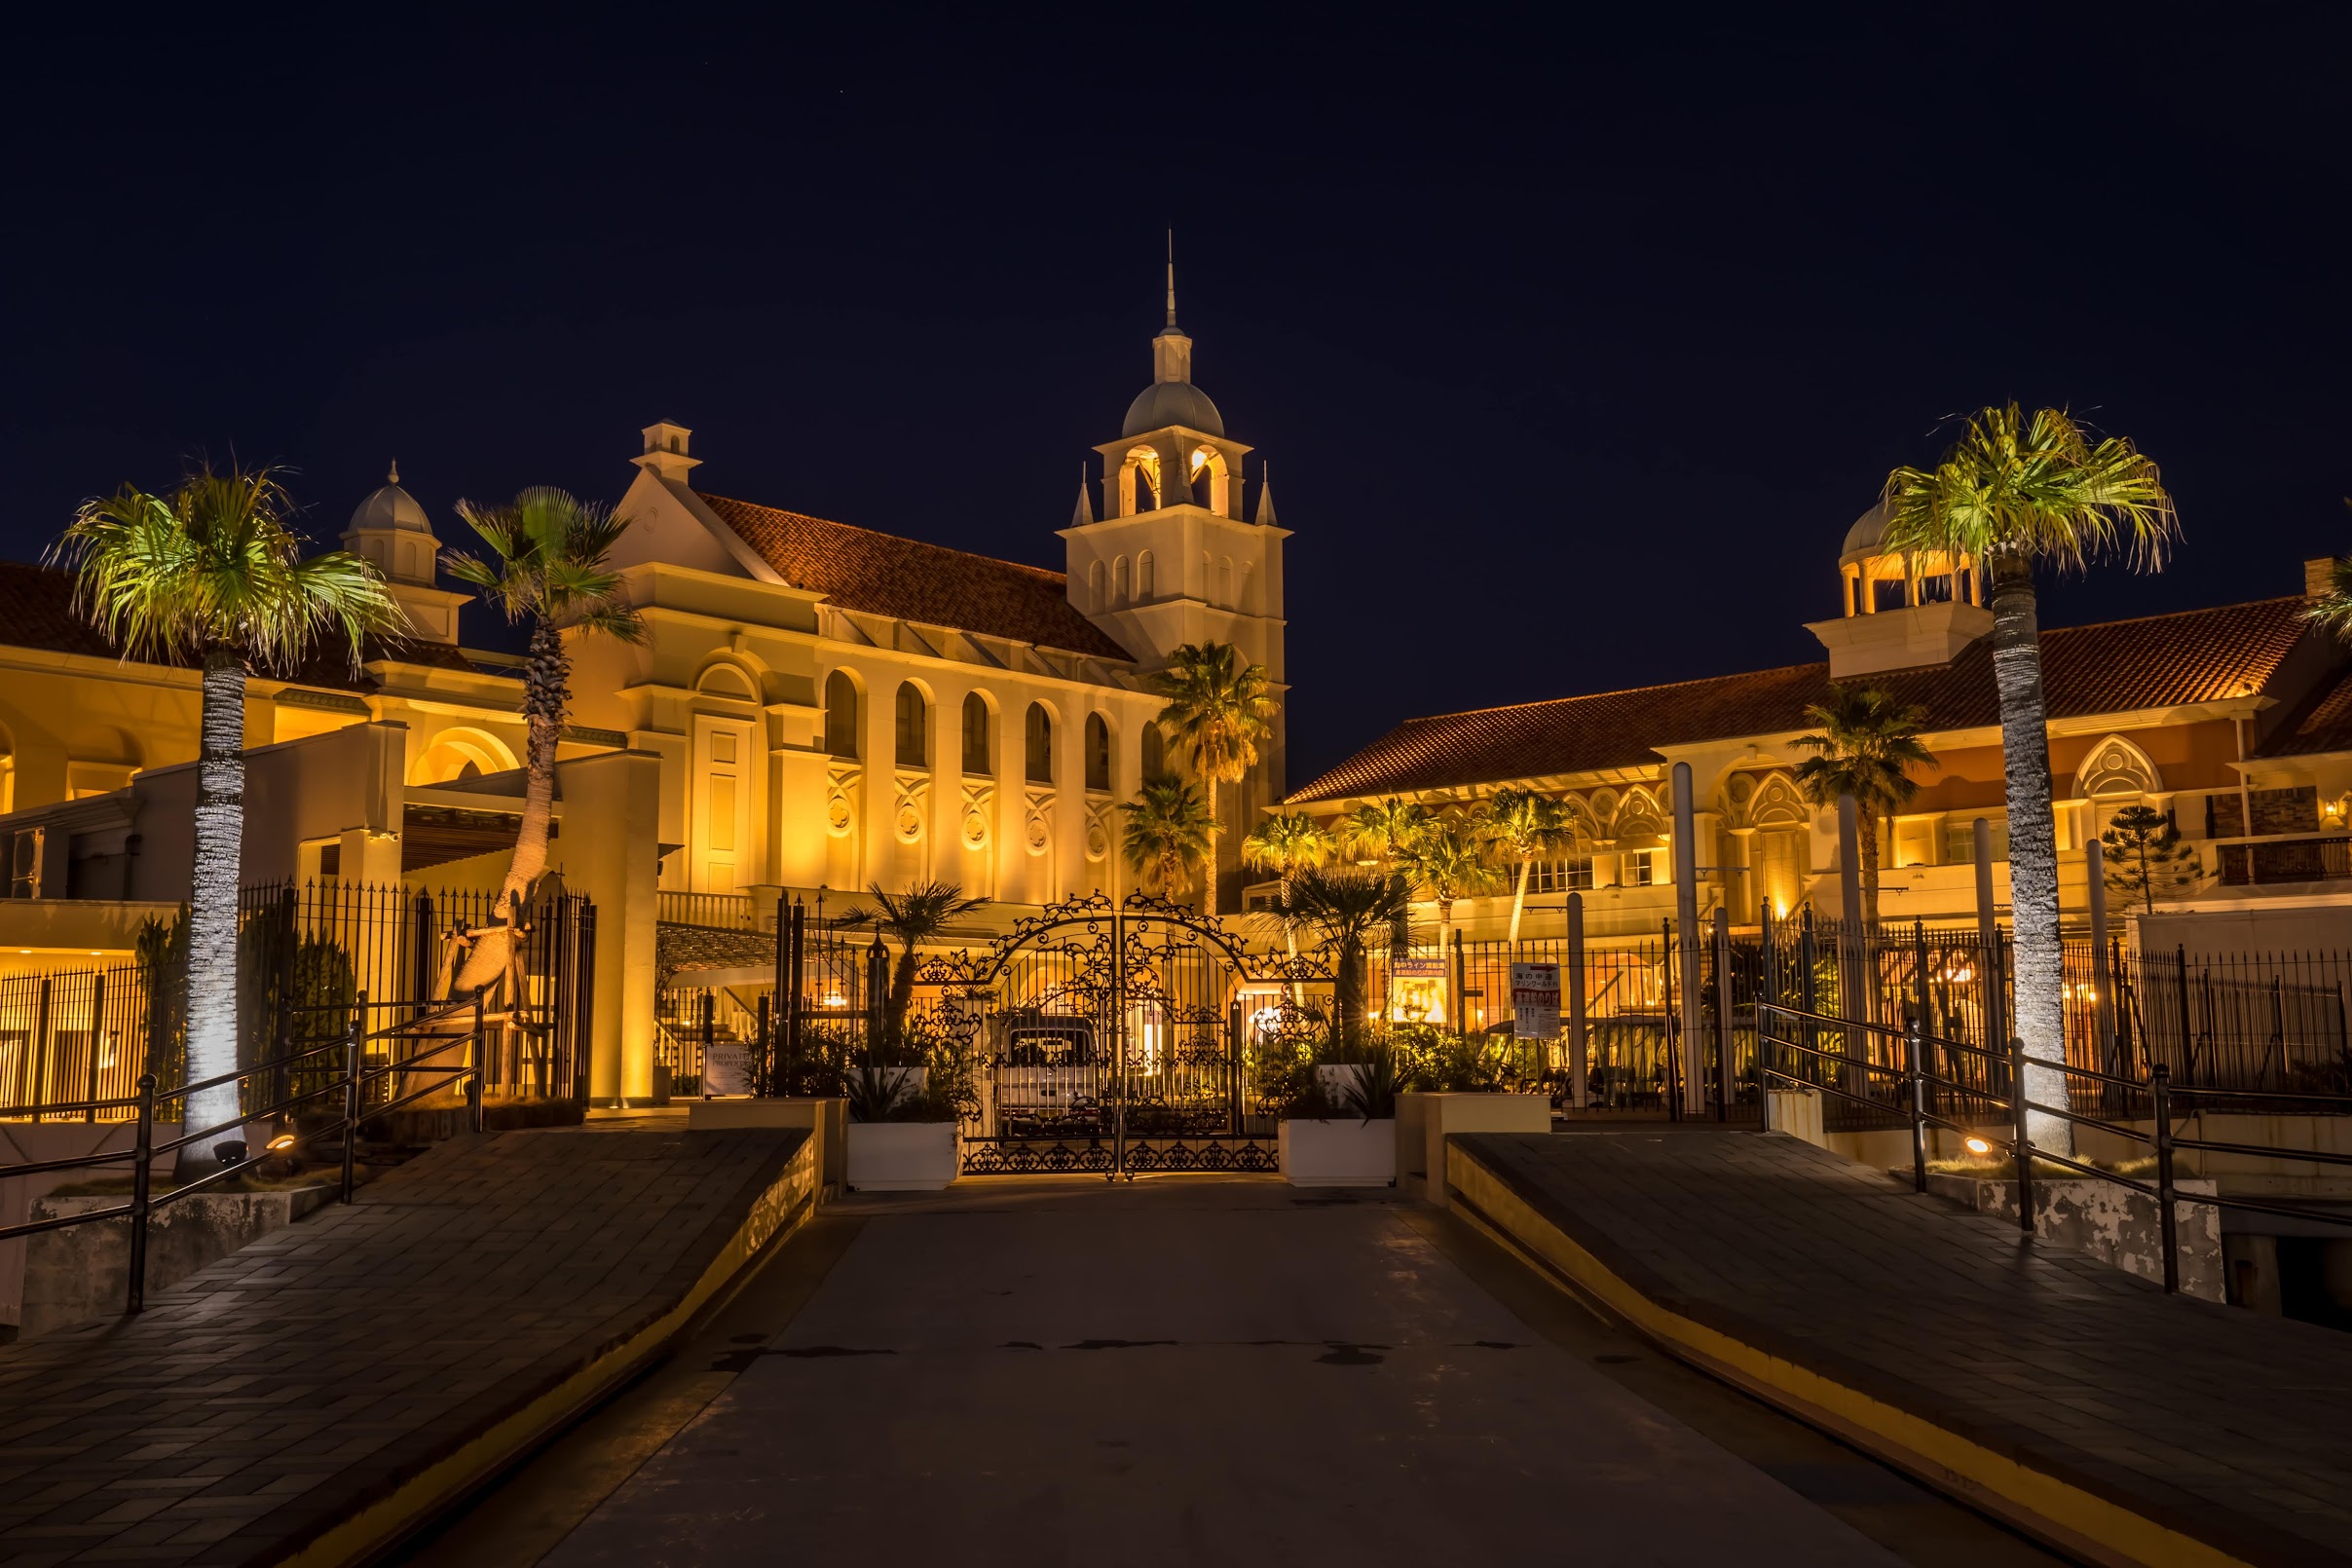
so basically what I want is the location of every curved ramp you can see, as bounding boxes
[0,1122,815,1567]
[1450,1128,2352,1568]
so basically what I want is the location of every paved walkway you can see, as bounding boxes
[0,1124,813,1566]
[523,1176,2030,1567]
[1455,1129,2352,1568]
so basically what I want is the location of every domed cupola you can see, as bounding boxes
[340,462,468,645]
[1807,496,1993,678]
[1087,253,1253,521]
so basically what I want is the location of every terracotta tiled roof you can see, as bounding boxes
[2259,662,2352,757]
[696,492,1134,663]
[0,559,502,686]
[1291,596,2319,803]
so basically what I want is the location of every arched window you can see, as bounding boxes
[1140,721,1166,780]
[1200,552,1212,598]
[824,670,860,759]
[1220,555,1233,605]
[961,691,991,774]
[1025,703,1053,785]
[1137,550,1155,600]
[1085,714,1111,792]
[1087,560,1103,612]
[894,683,928,767]
[1113,556,1131,607]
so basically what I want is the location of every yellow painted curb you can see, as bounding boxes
[1447,1143,2256,1568]
[274,1136,819,1568]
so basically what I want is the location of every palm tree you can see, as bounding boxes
[836,880,988,1049]
[1790,687,1937,931]
[1120,773,1215,898]
[1397,813,1504,962]
[1148,642,1278,916]
[444,488,644,999]
[1475,787,1573,948]
[1883,403,2176,1153]
[1243,811,1334,982]
[2301,503,2352,642]
[54,465,399,1170]
[1340,796,1431,868]
[1284,865,1414,1048]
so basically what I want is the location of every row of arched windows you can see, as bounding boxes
[1082,550,1249,613]
[824,670,1121,791]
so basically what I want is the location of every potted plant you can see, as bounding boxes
[1279,1037,1399,1188]
[843,1045,959,1191]
[1393,1026,1552,1207]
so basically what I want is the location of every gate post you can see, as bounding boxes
[1565,892,1587,1109]
[1712,906,1734,1121]
[1227,998,1244,1138]
[1108,909,1126,1182]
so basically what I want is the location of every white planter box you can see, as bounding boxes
[846,1121,958,1191]
[1280,1117,1397,1187]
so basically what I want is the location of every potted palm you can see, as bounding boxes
[842,1041,961,1191]
[1279,1036,1400,1187]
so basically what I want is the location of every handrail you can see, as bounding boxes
[0,989,498,1313]
[1754,998,2352,1295]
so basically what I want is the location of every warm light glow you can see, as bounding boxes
[1940,964,1974,984]
[267,1133,297,1151]
[1188,446,1213,477]
[820,989,845,1009]
[1964,1136,1992,1156]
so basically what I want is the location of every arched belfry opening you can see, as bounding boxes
[1808,498,1994,680]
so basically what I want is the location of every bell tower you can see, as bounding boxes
[1806,498,1993,678]
[1061,253,1289,901]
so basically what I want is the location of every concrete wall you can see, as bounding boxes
[0,1122,176,1333]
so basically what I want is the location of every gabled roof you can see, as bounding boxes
[1290,596,2317,804]
[696,493,1135,664]
[0,559,493,684]
[2259,662,2352,758]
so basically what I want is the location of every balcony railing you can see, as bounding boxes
[2217,836,2352,886]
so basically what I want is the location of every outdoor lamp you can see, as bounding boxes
[1964,1136,1992,1156]
[214,1139,248,1166]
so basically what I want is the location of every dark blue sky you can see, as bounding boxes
[5,10,2346,786]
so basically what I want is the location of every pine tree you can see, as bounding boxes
[2102,803,2199,913]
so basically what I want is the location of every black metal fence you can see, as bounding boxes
[2,879,596,1122]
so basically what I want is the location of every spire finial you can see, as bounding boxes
[387,460,399,485]
[1164,229,1177,329]
[1252,459,1278,529]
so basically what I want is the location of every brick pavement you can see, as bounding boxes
[1454,1128,2352,1568]
[0,1124,812,1567]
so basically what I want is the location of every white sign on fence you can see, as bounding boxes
[1512,962,1561,1039]
[702,1042,752,1098]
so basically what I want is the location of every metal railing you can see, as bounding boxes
[1757,1000,2352,1294]
[0,991,491,1315]
[657,891,763,931]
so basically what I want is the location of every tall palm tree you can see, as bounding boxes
[1790,687,1937,931]
[1397,813,1504,962]
[836,880,988,1049]
[1283,864,1414,1048]
[1148,641,1278,916]
[54,465,399,1170]
[444,488,644,999]
[1883,403,2176,1153]
[1120,773,1215,898]
[1475,787,1573,948]
[2301,503,2352,642]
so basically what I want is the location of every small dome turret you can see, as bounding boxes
[349,462,431,535]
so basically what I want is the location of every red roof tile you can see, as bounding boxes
[1291,597,2319,803]
[697,492,1134,664]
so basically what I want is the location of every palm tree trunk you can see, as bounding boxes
[1988,557,2072,1154]
[452,619,565,999]
[1508,856,1532,948]
[1858,811,1882,933]
[1201,781,1220,918]
[180,648,248,1175]
[887,943,919,1048]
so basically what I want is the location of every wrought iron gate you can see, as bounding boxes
[915,892,1326,1177]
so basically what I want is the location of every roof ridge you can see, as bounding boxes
[2040,593,2303,636]
[697,491,1071,587]
[1391,660,1830,729]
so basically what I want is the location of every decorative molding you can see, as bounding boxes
[960,781,994,851]
[826,763,860,840]
[893,768,929,844]
[1023,789,1054,857]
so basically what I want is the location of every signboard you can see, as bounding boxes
[1387,956,1448,1025]
[1390,957,1446,978]
[1512,962,1561,1039]
[702,1042,752,1098]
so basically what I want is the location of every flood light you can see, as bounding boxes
[267,1134,297,1152]
[1964,1136,1992,1156]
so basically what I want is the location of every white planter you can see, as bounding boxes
[846,1120,958,1191]
[1281,1117,1397,1187]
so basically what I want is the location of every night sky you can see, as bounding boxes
[6,12,2347,788]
